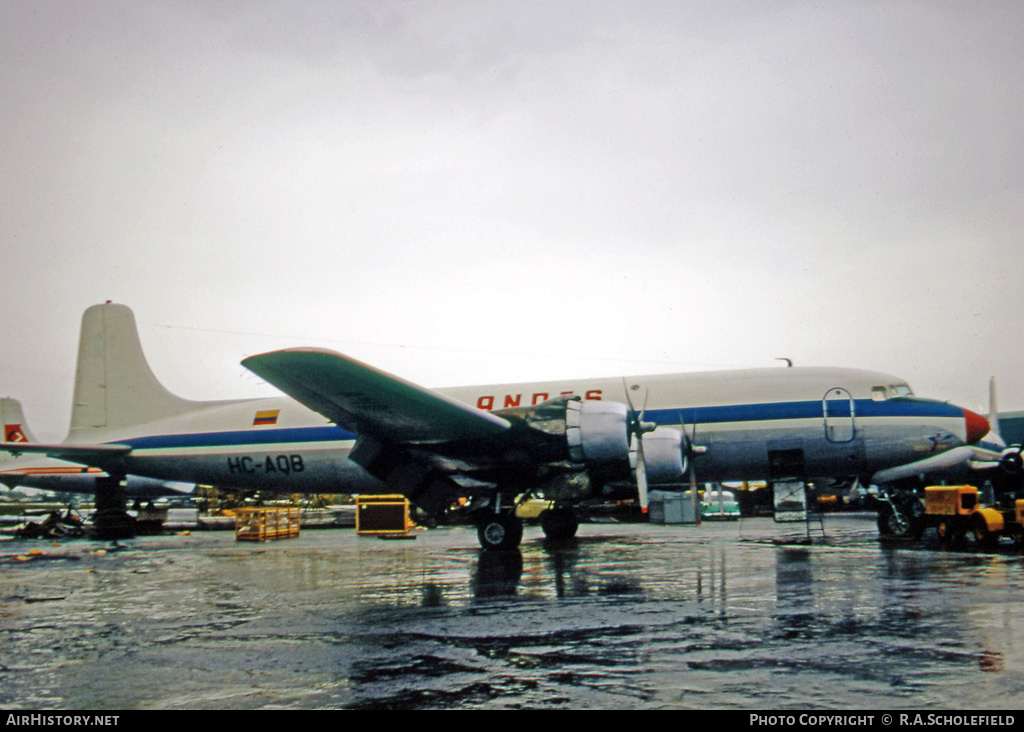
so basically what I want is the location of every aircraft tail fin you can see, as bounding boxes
[0,398,36,463]
[69,303,212,438]
[989,376,1002,441]
[1,398,36,443]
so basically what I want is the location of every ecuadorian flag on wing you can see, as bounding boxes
[253,409,280,426]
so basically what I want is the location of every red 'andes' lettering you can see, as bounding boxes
[476,389,599,410]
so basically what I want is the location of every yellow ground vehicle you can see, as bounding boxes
[515,496,553,521]
[923,485,1024,548]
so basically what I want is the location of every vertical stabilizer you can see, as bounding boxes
[0,399,36,461]
[69,303,208,437]
[989,376,1000,434]
[978,376,1006,457]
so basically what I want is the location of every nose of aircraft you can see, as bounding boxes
[964,409,990,444]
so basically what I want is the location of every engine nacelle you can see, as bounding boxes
[565,399,631,464]
[631,427,687,484]
[1000,447,1024,474]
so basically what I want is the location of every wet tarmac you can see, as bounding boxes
[3,513,1024,710]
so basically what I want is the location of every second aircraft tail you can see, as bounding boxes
[0,398,37,455]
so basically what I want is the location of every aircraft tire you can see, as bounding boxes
[876,504,911,538]
[476,511,524,551]
[877,498,924,539]
[540,508,579,541]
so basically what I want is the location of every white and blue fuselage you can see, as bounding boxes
[47,366,984,495]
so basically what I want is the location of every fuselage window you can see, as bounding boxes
[889,385,913,398]
[871,386,888,401]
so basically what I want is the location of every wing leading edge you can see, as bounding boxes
[241,348,511,444]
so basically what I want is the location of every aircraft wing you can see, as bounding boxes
[241,348,511,444]
[0,442,131,472]
[870,446,975,485]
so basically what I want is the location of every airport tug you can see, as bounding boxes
[921,485,1024,548]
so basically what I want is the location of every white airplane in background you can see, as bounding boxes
[0,302,990,549]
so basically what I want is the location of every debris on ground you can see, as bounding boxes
[14,510,86,540]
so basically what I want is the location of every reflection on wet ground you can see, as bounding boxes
[3,514,1024,709]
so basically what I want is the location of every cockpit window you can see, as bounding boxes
[872,384,914,400]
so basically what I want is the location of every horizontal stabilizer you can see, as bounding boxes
[0,442,132,473]
[242,348,510,444]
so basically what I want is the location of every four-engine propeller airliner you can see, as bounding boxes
[0,303,991,549]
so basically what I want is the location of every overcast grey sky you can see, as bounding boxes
[2,1,1022,441]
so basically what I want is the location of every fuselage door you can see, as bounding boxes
[823,387,856,443]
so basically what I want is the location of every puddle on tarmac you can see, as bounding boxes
[3,515,1024,709]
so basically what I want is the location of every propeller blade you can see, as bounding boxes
[624,379,655,513]
[622,379,656,435]
[621,378,640,416]
[678,411,707,524]
[689,452,700,526]
[636,440,649,513]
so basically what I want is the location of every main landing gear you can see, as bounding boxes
[540,505,579,542]
[473,500,581,550]
[476,509,523,551]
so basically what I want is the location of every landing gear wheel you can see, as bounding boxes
[540,508,579,541]
[877,504,911,538]
[476,511,523,551]
[876,497,924,539]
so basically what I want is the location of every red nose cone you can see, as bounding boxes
[964,409,990,444]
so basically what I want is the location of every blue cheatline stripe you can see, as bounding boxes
[124,425,356,450]
[650,398,964,427]
[117,397,963,451]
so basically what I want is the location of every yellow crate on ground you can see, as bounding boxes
[356,495,412,535]
[234,507,301,542]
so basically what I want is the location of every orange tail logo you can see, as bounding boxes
[5,424,27,443]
